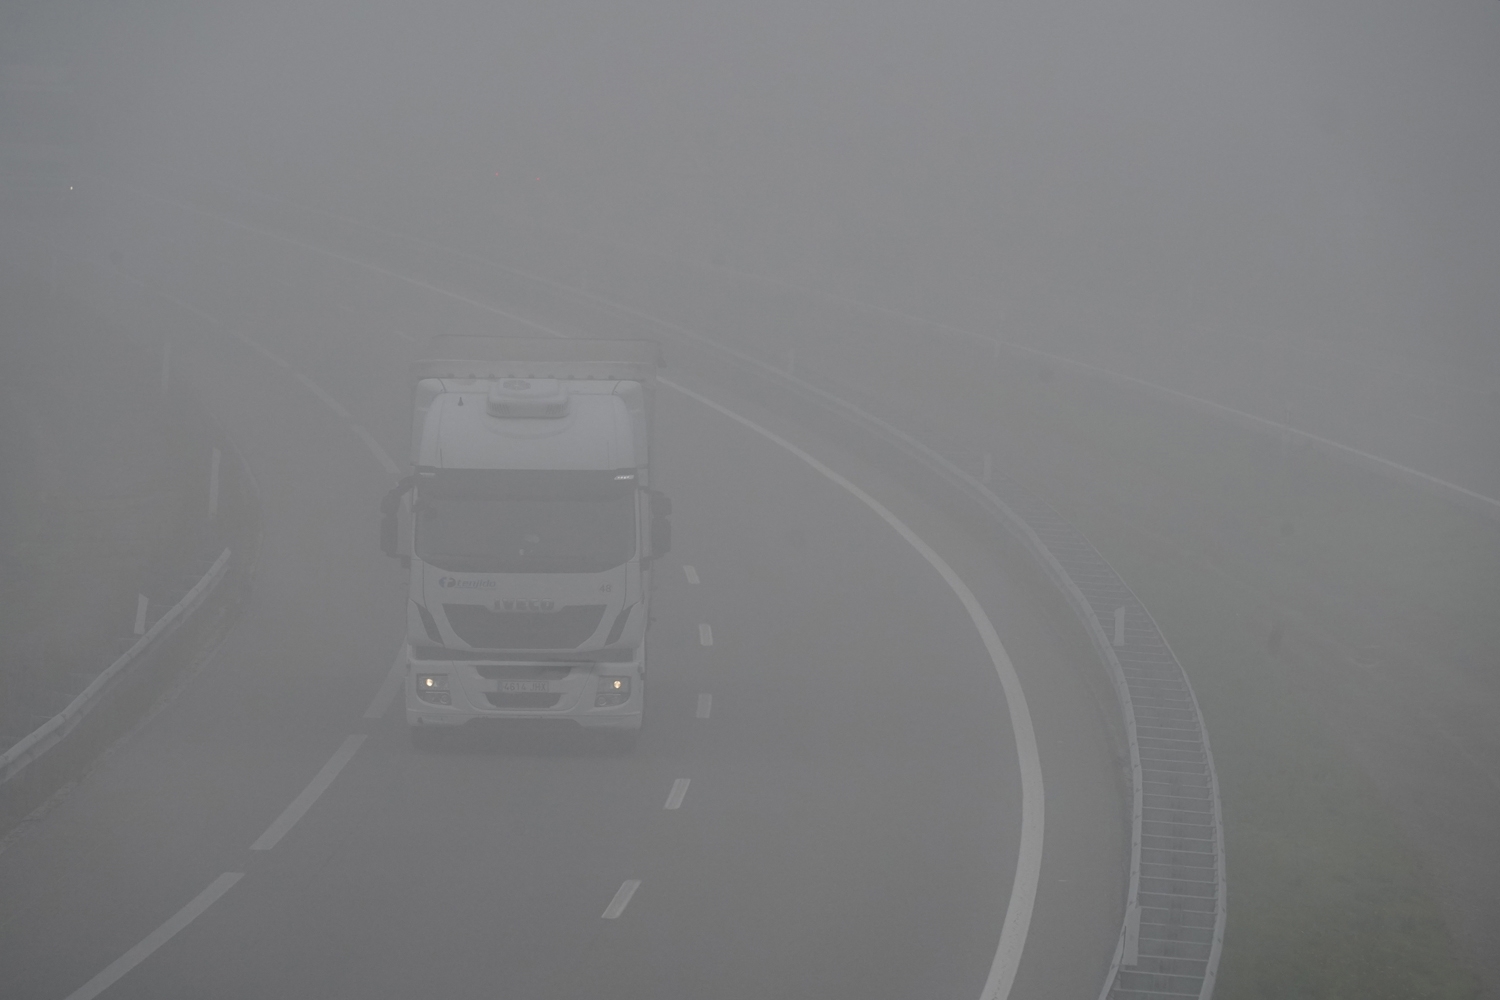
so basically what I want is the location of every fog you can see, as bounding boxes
[2,2,1498,998]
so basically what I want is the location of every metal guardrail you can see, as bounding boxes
[999,497,1225,1000]
[0,548,231,787]
[668,338,1227,1000]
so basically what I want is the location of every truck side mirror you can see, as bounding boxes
[650,514,671,559]
[381,476,415,560]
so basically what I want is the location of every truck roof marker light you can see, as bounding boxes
[614,473,635,480]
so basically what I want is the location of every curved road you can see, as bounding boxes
[0,190,1126,998]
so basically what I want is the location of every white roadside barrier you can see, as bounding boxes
[0,548,231,787]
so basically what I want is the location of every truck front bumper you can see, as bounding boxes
[404,647,643,731]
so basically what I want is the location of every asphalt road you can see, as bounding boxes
[0,190,1126,999]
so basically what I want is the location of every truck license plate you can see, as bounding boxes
[498,680,553,694]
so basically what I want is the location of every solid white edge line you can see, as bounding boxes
[250,735,366,851]
[136,199,1038,989]
[63,872,243,1000]
[602,879,642,919]
[696,693,712,719]
[699,624,713,646]
[665,778,690,810]
[661,376,1044,1000]
[683,565,700,584]
[364,646,407,720]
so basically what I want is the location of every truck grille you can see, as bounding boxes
[443,604,606,650]
[473,664,572,681]
[484,693,564,709]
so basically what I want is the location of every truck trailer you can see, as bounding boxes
[382,337,669,748]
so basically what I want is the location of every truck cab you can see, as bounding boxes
[383,339,668,747]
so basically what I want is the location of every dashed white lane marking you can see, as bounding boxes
[664,779,690,810]
[602,880,641,919]
[1113,606,1126,648]
[251,735,365,851]
[662,377,1044,1000]
[364,646,407,720]
[63,872,243,1000]
[698,624,713,646]
[696,693,712,719]
[138,212,1039,993]
[133,594,148,635]
[683,565,700,585]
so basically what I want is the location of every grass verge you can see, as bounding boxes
[991,368,1490,999]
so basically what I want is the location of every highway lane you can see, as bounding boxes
[154,181,1130,992]
[160,184,1134,991]
[0,202,1124,998]
[391,193,1495,990]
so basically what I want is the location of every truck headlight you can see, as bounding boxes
[415,674,451,705]
[595,676,631,707]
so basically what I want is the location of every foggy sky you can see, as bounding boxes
[7,0,1497,365]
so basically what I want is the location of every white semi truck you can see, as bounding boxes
[382,337,669,748]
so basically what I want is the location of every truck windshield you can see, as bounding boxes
[414,469,637,573]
